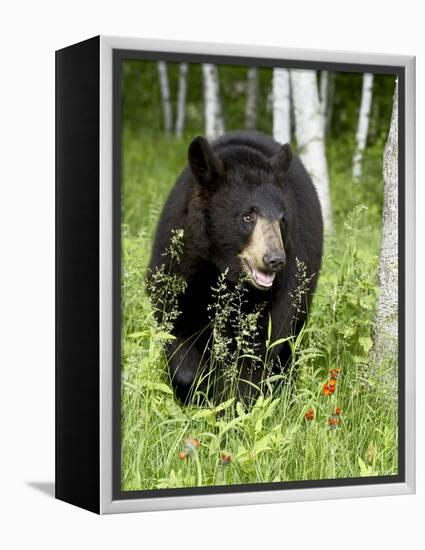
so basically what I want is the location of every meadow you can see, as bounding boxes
[120,129,398,491]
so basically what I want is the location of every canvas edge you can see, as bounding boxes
[99,35,416,514]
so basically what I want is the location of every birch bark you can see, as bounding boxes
[290,69,333,231]
[319,70,329,136]
[352,73,374,179]
[372,80,399,363]
[202,64,225,140]
[157,61,173,134]
[272,68,291,144]
[175,63,188,138]
[245,67,258,130]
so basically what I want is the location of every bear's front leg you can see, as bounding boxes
[166,338,203,403]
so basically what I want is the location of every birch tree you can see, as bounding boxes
[319,70,329,136]
[202,64,225,140]
[175,63,188,138]
[290,69,333,231]
[371,79,398,364]
[157,61,173,134]
[245,67,258,130]
[352,73,374,179]
[272,68,291,144]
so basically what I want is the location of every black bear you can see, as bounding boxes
[148,132,323,404]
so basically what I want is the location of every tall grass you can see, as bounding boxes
[120,131,397,491]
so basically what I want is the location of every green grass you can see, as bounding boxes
[120,130,398,491]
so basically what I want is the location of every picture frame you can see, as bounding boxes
[55,35,415,514]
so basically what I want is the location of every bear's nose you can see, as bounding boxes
[263,251,286,272]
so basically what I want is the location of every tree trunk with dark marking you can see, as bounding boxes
[352,73,374,180]
[371,79,398,366]
[175,63,188,138]
[290,69,333,232]
[157,61,173,134]
[202,64,225,140]
[245,67,258,131]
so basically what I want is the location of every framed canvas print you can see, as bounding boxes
[55,36,415,514]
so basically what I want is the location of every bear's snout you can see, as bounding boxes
[263,251,286,272]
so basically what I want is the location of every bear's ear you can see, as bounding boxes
[270,143,293,176]
[188,136,224,189]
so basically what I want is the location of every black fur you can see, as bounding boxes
[148,131,323,403]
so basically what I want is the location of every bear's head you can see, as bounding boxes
[188,136,293,291]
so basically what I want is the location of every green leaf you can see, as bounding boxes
[255,417,263,435]
[267,336,293,350]
[263,399,280,420]
[216,414,247,436]
[253,432,273,455]
[153,331,176,341]
[342,325,356,339]
[214,398,235,413]
[359,336,373,353]
[192,409,214,420]
[140,380,174,395]
[358,456,377,477]
[267,313,272,342]
[236,402,245,417]
[127,331,149,339]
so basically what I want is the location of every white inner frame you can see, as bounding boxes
[99,35,416,514]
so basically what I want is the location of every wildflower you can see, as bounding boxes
[328,408,341,431]
[178,437,201,460]
[305,408,315,421]
[184,437,200,452]
[328,416,339,430]
[329,378,337,388]
[323,382,335,395]
[330,368,341,379]
[220,452,232,466]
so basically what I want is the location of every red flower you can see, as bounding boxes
[335,407,341,415]
[328,416,339,429]
[184,437,200,452]
[329,378,337,387]
[323,382,336,395]
[323,383,331,396]
[179,436,201,459]
[305,408,315,421]
[330,368,341,379]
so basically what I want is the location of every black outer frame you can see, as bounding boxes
[55,36,407,514]
[112,49,405,501]
[56,36,100,513]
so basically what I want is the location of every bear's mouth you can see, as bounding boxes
[243,259,276,290]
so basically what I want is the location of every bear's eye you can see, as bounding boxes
[242,211,256,224]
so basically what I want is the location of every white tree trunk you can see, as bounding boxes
[157,61,173,134]
[202,64,225,140]
[245,67,258,130]
[372,79,398,363]
[272,68,291,144]
[290,69,333,231]
[175,63,188,138]
[319,70,329,136]
[352,73,374,179]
